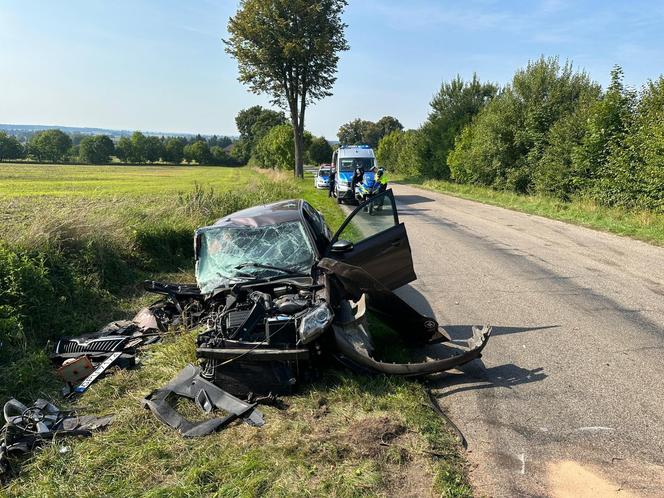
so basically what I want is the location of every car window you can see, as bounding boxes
[334,191,397,244]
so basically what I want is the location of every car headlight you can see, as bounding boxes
[298,303,333,344]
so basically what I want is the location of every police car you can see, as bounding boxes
[314,164,332,189]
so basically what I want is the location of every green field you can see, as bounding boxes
[0,164,252,197]
[0,164,469,497]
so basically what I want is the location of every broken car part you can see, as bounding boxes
[0,399,112,479]
[142,364,264,438]
[57,356,94,384]
[72,351,123,395]
[48,293,201,393]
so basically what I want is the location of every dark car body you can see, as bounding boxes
[188,190,489,397]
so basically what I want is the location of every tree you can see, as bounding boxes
[447,57,599,192]
[226,0,349,178]
[145,136,164,162]
[115,137,132,162]
[376,129,424,176]
[234,106,287,163]
[376,130,401,169]
[596,73,661,211]
[375,116,403,138]
[419,74,497,178]
[78,135,115,164]
[28,129,72,162]
[210,145,231,165]
[184,140,212,165]
[252,124,297,170]
[337,116,402,148]
[129,131,148,163]
[163,137,186,164]
[307,136,333,164]
[0,132,23,161]
[338,119,372,146]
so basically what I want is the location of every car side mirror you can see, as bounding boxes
[194,232,202,261]
[331,240,353,253]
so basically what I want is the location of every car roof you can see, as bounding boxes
[209,199,304,228]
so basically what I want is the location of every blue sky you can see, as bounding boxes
[1,0,663,138]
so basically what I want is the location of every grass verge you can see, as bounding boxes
[401,177,664,246]
[1,165,471,497]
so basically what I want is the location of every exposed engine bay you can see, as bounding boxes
[195,280,330,397]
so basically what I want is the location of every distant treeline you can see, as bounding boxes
[0,129,238,165]
[371,57,663,213]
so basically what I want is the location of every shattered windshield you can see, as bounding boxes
[195,221,316,293]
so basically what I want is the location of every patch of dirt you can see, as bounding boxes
[385,457,434,498]
[344,416,436,497]
[548,461,639,498]
[344,416,407,458]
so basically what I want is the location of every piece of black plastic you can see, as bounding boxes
[142,364,264,438]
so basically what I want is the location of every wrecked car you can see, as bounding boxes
[46,189,490,436]
[139,190,491,435]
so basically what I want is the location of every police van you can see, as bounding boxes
[332,145,376,204]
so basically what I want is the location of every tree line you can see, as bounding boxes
[0,129,237,165]
[371,57,663,213]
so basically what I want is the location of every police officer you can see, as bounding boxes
[328,166,336,197]
[352,166,364,195]
[376,167,388,193]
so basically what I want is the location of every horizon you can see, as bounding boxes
[2,0,664,138]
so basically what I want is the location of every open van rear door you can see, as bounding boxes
[325,190,416,290]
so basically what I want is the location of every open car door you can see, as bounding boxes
[325,189,416,290]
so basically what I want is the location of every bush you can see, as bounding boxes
[597,77,664,211]
[0,132,24,161]
[419,75,498,179]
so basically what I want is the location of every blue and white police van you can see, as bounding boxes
[332,145,376,204]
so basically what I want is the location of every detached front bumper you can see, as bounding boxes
[333,296,491,376]
[317,257,492,377]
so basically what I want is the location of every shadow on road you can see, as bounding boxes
[428,360,547,397]
[394,284,549,396]
[443,324,559,339]
[394,194,435,205]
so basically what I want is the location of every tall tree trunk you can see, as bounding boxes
[293,128,304,178]
[289,105,305,178]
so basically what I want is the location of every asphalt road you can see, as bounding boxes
[363,184,664,497]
